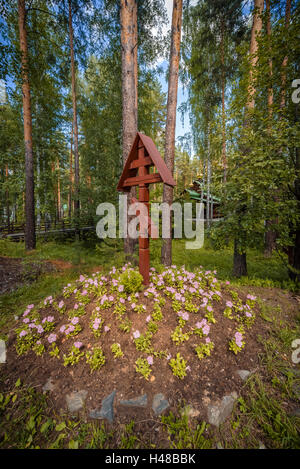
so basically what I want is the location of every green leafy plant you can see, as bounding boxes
[169,353,187,379]
[86,347,106,372]
[152,304,163,322]
[111,343,123,359]
[135,357,152,380]
[49,343,60,358]
[32,341,45,356]
[205,310,216,324]
[194,341,214,360]
[171,326,189,346]
[63,346,84,366]
[147,320,158,334]
[134,331,153,353]
[119,269,143,294]
[113,304,126,319]
[118,318,132,333]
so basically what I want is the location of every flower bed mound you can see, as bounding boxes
[2,264,267,422]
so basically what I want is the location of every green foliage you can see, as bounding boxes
[119,270,143,294]
[134,331,153,354]
[135,357,152,380]
[151,303,163,322]
[171,326,190,346]
[169,353,187,380]
[110,343,123,359]
[194,341,214,360]
[86,347,106,372]
[118,318,132,333]
[49,343,60,359]
[63,346,84,367]
[161,411,212,449]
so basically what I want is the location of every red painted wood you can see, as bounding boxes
[123,173,162,187]
[129,156,152,169]
[117,133,175,192]
[117,133,176,285]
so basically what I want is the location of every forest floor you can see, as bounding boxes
[0,238,299,449]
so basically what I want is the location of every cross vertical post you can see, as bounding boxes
[137,144,150,284]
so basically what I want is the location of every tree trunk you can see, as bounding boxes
[280,0,292,110]
[248,0,264,110]
[120,0,138,258]
[233,238,247,277]
[68,0,80,226]
[5,164,10,230]
[57,160,61,221]
[220,19,227,183]
[264,0,277,256]
[206,124,211,228]
[69,124,73,219]
[18,0,36,250]
[161,0,183,266]
[233,0,264,276]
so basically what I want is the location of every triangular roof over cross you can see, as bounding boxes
[117,132,176,192]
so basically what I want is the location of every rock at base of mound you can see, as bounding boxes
[120,394,148,408]
[66,390,88,414]
[152,393,169,415]
[207,392,238,427]
[89,390,116,423]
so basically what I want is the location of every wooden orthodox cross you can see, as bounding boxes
[117,133,176,285]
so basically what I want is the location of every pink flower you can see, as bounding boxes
[48,333,57,343]
[133,330,140,339]
[119,298,125,304]
[104,326,110,332]
[58,300,64,309]
[74,341,83,349]
[226,301,233,308]
[19,330,28,337]
[182,312,189,321]
[202,325,210,336]
[81,289,88,296]
[71,317,79,325]
[118,285,124,292]
[147,356,153,365]
[74,303,79,310]
[131,303,136,309]
[60,325,66,333]
[206,305,213,312]
[23,317,30,323]
[235,332,243,347]
[146,315,151,322]
[205,337,211,343]
[27,304,34,310]
[37,325,44,334]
